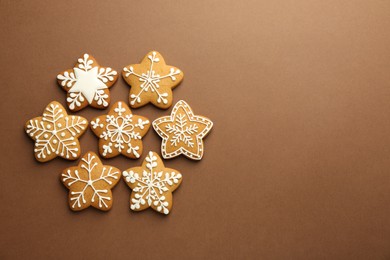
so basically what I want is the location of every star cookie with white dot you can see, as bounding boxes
[57,54,118,111]
[122,51,184,109]
[90,101,150,159]
[25,101,88,162]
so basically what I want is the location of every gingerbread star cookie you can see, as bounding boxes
[153,100,213,160]
[61,152,121,211]
[25,101,88,162]
[57,54,118,111]
[90,101,150,159]
[122,51,184,109]
[123,151,182,215]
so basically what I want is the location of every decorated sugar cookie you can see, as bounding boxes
[153,100,213,160]
[122,51,184,109]
[25,101,88,162]
[61,152,120,211]
[123,151,182,215]
[90,101,150,159]
[57,54,118,111]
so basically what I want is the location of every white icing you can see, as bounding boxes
[152,100,213,160]
[91,118,104,129]
[70,67,107,104]
[114,101,126,115]
[166,114,198,147]
[123,52,181,106]
[61,153,119,209]
[123,152,182,214]
[26,102,87,160]
[127,143,140,158]
[91,102,149,158]
[57,54,117,110]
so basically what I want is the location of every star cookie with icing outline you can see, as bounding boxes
[90,101,151,159]
[123,151,182,215]
[25,101,88,162]
[153,100,213,160]
[61,152,121,211]
[57,54,118,111]
[122,51,184,109]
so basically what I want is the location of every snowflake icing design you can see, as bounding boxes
[166,114,199,147]
[153,100,213,160]
[57,54,118,111]
[61,152,120,211]
[25,101,88,162]
[91,101,150,159]
[123,151,182,215]
[122,51,183,108]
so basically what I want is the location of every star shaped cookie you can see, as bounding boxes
[153,100,213,160]
[90,101,150,159]
[25,101,88,162]
[57,54,118,111]
[122,51,184,109]
[61,152,120,211]
[123,151,182,215]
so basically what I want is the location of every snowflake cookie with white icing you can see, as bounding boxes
[25,101,88,162]
[61,152,121,211]
[153,100,213,160]
[90,101,150,159]
[122,51,184,109]
[123,151,182,215]
[57,54,118,111]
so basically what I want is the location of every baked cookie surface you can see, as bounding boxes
[153,100,213,160]
[57,54,118,111]
[123,151,182,215]
[25,101,88,162]
[61,152,121,211]
[90,101,150,159]
[122,51,183,109]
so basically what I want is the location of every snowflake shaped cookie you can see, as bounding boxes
[57,54,118,111]
[90,101,150,159]
[122,51,184,109]
[123,151,182,215]
[25,101,88,162]
[61,152,120,211]
[153,100,213,160]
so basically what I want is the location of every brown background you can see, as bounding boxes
[1,0,390,259]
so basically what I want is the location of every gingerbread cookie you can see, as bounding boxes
[25,101,88,162]
[61,152,121,211]
[122,51,184,109]
[153,100,213,160]
[90,101,150,159]
[57,54,118,111]
[123,151,182,215]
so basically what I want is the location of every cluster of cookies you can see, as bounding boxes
[24,51,213,214]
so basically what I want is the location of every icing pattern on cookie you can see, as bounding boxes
[61,152,120,211]
[123,151,182,215]
[25,101,88,162]
[90,101,150,159]
[57,54,118,111]
[152,100,213,160]
[122,51,183,109]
